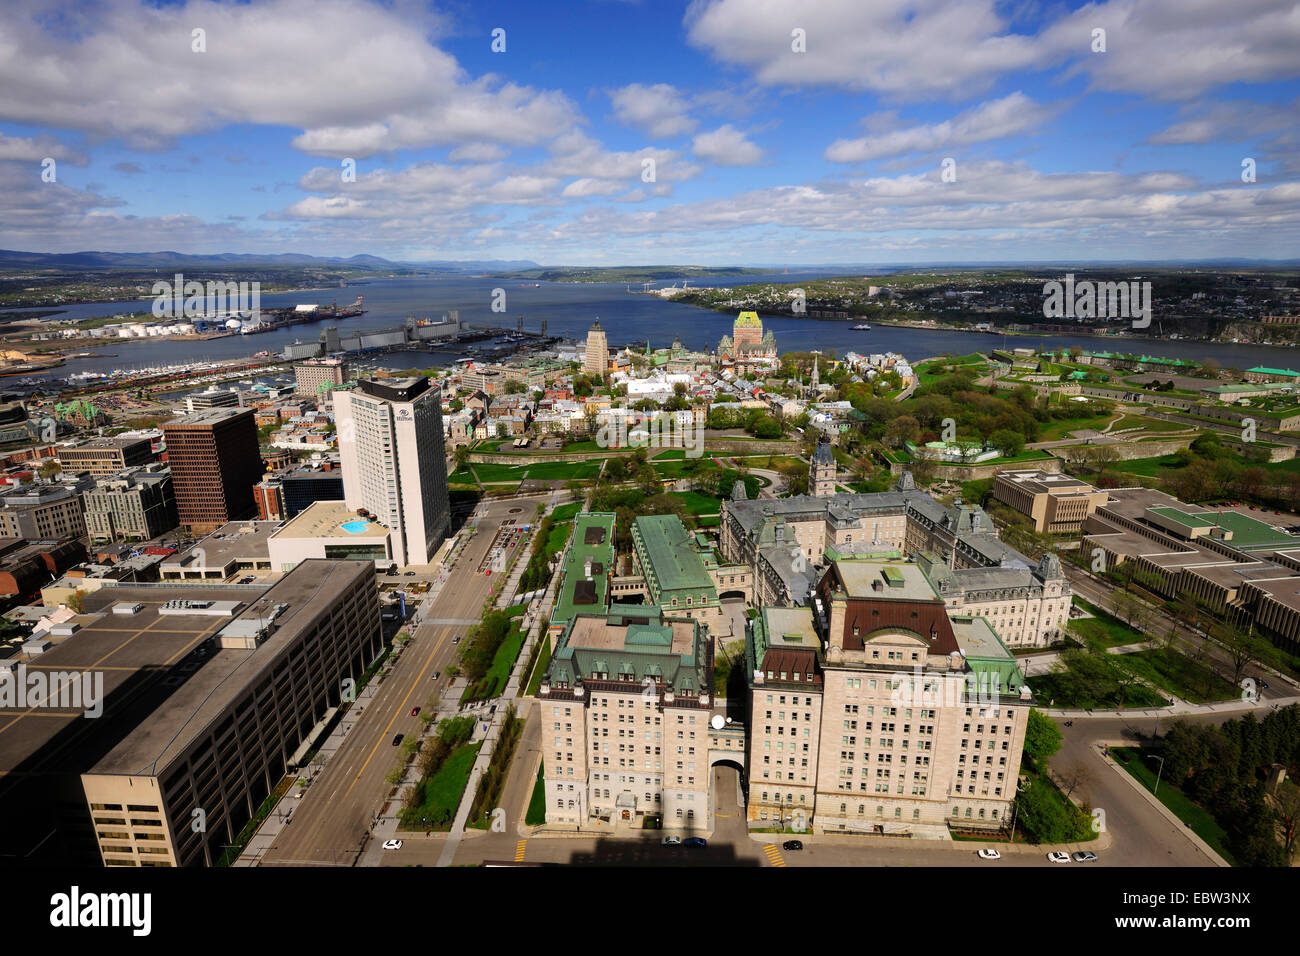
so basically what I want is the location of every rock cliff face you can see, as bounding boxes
[1215,320,1300,345]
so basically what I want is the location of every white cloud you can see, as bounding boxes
[685,0,1300,101]
[692,125,764,166]
[685,0,1041,98]
[0,0,579,156]
[609,83,697,138]
[825,93,1055,162]
[0,133,87,165]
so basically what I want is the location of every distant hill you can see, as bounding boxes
[0,250,541,272]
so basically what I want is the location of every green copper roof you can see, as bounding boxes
[633,514,715,595]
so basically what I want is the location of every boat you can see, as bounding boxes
[852,323,872,331]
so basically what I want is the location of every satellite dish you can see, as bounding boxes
[710,714,725,730]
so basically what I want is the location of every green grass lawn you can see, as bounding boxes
[550,502,582,522]
[1113,648,1238,703]
[1110,747,1237,864]
[1113,454,1184,478]
[524,459,604,481]
[1069,599,1149,648]
[475,620,527,701]
[1110,415,1196,433]
[525,761,546,826]
[526,636,553,696]
[471,462,530,483]
[1037,414,1117,441]
[399,741,481,831]
[675,490,723,515]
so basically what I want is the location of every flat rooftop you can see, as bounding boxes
[831,559,939,602]
[272,499,388,539]
[0,582,253,776]
[89,560,373,776]
[761,607,819,647]
[996,470,1096,495]
[162,521,281,571]
[163,406,251,427]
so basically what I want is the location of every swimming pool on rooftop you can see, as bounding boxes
[341,519,371,534]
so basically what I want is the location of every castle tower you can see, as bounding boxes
[810,435,837,496]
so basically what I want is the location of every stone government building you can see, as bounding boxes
[720,475,1072,649]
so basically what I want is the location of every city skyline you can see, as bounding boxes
[0,0,1297,265]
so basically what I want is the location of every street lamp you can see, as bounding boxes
[1151,755,1165,795]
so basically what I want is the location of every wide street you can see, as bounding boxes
[259,493,549,866]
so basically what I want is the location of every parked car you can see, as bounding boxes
[391,733,404,746]
[405,571,416,576]
[661,836,682,846]
[410,707,420,717]
[432,671,441,681]
[684,837,707,849]
[382,839,403,850]
[1072,851,1099,862]
[782,840,803,851]
[977,848,1001,860]
[1046,851,1072,864]
[452,636,461,644]
[1259,679,1270,690]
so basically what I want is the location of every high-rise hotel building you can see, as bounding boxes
[333,377,450,567]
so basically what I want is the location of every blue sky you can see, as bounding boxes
[1,0,1298,264]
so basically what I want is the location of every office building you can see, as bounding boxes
[0,482,87,540]
[185,386,241,412]
[538,606,714,829]
[294,357,349,397]
[254,459,344,521]
[56,436,155,476]
[82,465,178,543]
[720,477,1071,647]
[334,377,450,567]
[745,558,1032,836]
[0,560,381,866]
[161,408,262,533]
[584,320,609,379]
[992,470,1109,533]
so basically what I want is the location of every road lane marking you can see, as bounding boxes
[345,626,451,798]
[514,840,527,862]
[763,844,786,867]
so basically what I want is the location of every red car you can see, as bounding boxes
[410,707,420,717]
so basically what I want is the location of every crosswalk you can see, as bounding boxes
[514,839,527,862]
[762,844,786,867]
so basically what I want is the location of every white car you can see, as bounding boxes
[661,836,682,846]
[1046,851,1072,864]
[382,839,403,850]
[977,848,1001,860]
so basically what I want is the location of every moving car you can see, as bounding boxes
[782,840,803,851]
[684,837,707,849]
[391,733,404,746]
[1046,851,1072,864]
[977,848,1001,860]
[1259,679,1270,690]
[661,836,682,846]
[382,839,403,850]
[1072,851,1099,862]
